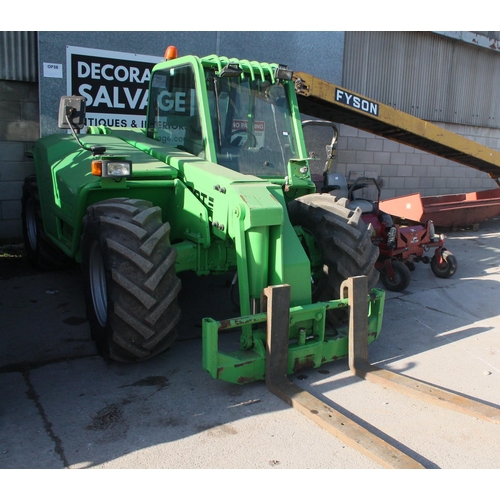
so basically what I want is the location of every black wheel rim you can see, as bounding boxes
[89,241,107,327]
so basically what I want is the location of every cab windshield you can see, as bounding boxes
[207,71,298,176]
[147,64,298,177]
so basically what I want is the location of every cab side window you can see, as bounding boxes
[147,65,203,156]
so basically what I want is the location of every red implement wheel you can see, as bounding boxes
[380,260,412,292]
[431,250,457,279]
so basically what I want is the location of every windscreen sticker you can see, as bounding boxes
[232,120,265,148]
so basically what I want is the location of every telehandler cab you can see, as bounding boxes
[22,48,384,383]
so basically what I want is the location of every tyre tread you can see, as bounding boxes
[288,193,379,302]
[82,198,181,362]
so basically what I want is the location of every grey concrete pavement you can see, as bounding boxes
[1,219,500,470]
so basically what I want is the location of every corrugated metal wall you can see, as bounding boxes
[343,31,500,129]
[0,31,38,82]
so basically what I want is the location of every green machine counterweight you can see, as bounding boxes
[22,49,383,383]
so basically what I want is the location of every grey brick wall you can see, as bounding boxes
[0,80,39,242]
[334,122,499,201]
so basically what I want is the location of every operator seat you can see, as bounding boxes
[323,172,394,228]
[323,173,375,214]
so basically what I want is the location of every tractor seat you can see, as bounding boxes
[348,199,377,214]
[323,173,376,214]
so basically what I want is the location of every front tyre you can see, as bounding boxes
[81,198,181,362]
[380,260,412,292]
[288,193,379,312]
[431,250,457,279]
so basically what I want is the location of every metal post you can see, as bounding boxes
[342,276,370,374]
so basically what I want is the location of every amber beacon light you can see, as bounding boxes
[164,46,178,60]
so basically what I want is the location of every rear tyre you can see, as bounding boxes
[288,194,379,323]
[21,175,74,270]
[431,250,457,279]
[81,198,181,362]
[380,260,412,292]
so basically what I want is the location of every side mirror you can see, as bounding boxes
[58,96,86,130]
[56,96,105,155]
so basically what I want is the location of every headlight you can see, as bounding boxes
[92,159,132,178]
[106,161,132,177]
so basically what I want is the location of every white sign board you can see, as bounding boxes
[66,46,162,128]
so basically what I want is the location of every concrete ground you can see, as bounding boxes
[1,219,499,477]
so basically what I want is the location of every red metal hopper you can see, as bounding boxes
[379,187,500,229]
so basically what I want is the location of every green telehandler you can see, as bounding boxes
[21,48,384,384]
